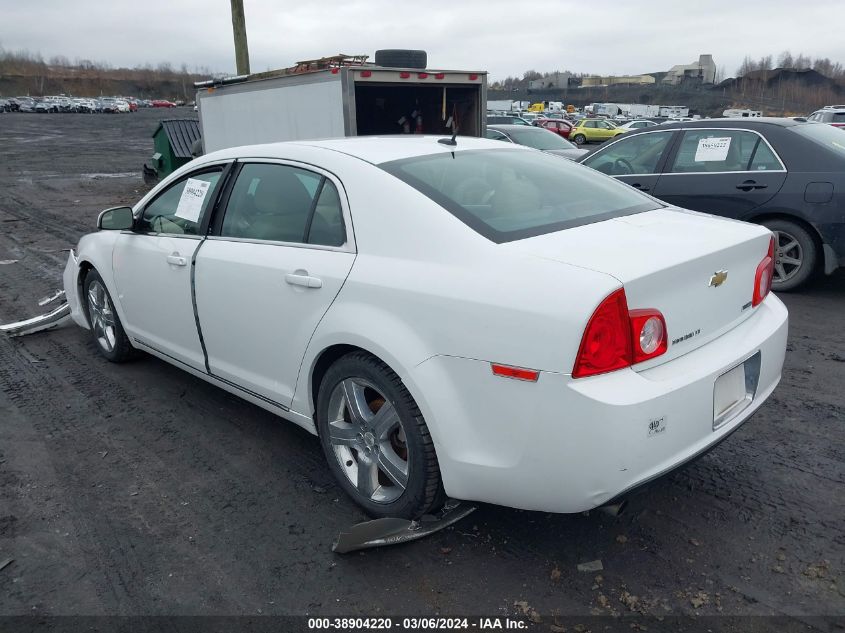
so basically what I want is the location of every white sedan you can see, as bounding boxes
[63,136,788,519]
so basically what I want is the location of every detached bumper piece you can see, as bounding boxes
[0,290,71,337]
[332,500,476,554]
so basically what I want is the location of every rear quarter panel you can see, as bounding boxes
[291,162,619,419]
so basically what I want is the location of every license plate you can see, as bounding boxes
[713,363,749,429]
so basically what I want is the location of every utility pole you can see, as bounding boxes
[230,0,251,75]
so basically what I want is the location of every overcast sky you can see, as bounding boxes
[1,0,843,81]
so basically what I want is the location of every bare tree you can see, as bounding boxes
[794,53,811,69]
[737,56,755,77]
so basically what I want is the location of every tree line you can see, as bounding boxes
[736,51,844,81]
[0,44,214,97]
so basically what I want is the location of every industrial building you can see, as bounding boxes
[528,71,573,90]
[663,54,717,85]
[580,74,655,87]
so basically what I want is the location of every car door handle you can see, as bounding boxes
[285,272,322,289]
[166,254,187,266]
[736,180,768,191]
[631,182,650,192]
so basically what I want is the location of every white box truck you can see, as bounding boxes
[658,105,690,118]
[487,99,514,112]
[195,52,487,153]
[629,104,660,118]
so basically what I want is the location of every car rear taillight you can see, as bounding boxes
[629,310,668,363]
[752,236,775,307]
[573,289,631,378]
[572,289,667,378]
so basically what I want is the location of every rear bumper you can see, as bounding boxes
[412,295,788,513]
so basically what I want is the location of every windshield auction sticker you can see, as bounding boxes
[694,136,732,162]
[174,178,211,223]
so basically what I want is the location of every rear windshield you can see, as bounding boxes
[380,148,661,243]
[791,123,845,159]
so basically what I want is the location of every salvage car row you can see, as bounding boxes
[0,95,182,113]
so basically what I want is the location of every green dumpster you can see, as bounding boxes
[143,119,201,184]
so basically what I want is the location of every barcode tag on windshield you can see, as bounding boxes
[694,137,731,162]
[174,178,211,223]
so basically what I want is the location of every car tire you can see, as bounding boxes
[760,219,817,291]
[374,49,427,69]
[316,351,444,519]
[83,270,134,362]
[573,134,587,145]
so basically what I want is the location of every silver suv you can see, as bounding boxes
[807,106,845,128]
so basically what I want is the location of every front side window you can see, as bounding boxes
[583,131,675,176]
[220,163,345,247]
[380,148,661,243]
[139,169,223,235]
[669,130,780,173]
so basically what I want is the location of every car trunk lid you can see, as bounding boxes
[503,208,773,368]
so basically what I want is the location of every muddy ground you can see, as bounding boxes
[0,109,843,631]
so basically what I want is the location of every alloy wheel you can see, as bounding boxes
[87,280,117,353]
[772,230,803,284]
[326,378,409,504]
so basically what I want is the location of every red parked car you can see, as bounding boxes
[536,118,573,139]
[151,99,177,108]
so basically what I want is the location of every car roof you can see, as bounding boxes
[652,117,801,130]
[201,135,528,165]
[487,124,552,133]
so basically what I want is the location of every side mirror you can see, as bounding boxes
[97,206,134,231]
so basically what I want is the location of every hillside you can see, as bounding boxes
[0,53,211,100]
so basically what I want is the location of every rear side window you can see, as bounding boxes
[669,130,782,173]
[220,163,345,247]
[583,131,674,175]
[380,148,661,243]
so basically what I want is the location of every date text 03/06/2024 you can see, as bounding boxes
[306,617,529,630]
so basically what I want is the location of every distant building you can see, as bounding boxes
[663,54,717,85]
[528,71,573,90]
[580,74,655,87]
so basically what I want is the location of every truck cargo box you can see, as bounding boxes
[196,61,487,153]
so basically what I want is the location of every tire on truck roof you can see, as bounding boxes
[374,49,427,69]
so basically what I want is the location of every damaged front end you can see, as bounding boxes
[0,250,85,337]
[0,289,70,337]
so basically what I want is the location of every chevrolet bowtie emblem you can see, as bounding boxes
[709,270,728,287]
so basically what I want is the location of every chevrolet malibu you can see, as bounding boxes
[63,136,788,519]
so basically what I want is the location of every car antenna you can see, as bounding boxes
[438,131,457,147]
[438,105,458,146]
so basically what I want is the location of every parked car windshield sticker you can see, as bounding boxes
[174,178,211,222]
[694,137,732,162]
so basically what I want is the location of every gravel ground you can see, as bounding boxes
[0,109,843,631]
